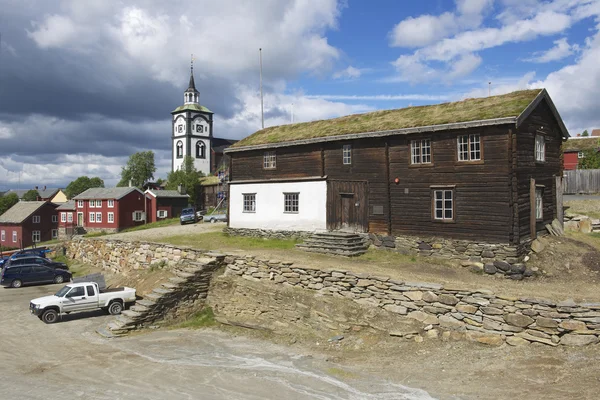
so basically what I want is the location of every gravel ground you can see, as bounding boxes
[108,221,223,242]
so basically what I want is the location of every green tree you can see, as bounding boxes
[578,149,600,169]
[582,129,589,137]
[22,189,39,201]
[65,176,105,199]
[117,151,156,188]
[0,193,19,216]
[166,156,204,206]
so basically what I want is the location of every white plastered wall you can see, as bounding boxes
[229,180,327,231]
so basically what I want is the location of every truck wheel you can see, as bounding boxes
[210,218,216,223]
[108,301,123,315]
[42,309,59,324]
[11,279,22,288]
[54,275,64,284]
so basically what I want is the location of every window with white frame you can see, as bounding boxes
[108,212,114,223]
[61,212,67,223]
[89,212,95,223]
[52,215,58,223]
[77,200,84,208]
[32,230,41,243]
[157,210,168,218]
[96,200,102,207]
[89,200,95,208]
[52,229,58,239]
[263,151,276,169]
[67,213,73,223]
[578,151,585,159]
[457,134,481,161]
[133,211,144,221]
[1,230,5,241]
[411,139,432,164]
[32,215,40,224]
[535,135,545,162]
[535,188,543,220]
[433,189,454,221]
[243,193,256,213]
[343,145,352,165]
[108,200,114,208]
[96,212,102,223]
[284,193,299,213]
[12,231,17,243]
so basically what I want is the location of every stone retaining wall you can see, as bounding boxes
[223,227,312,240]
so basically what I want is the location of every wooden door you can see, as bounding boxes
[327,180,368,232]
[77,212,83,227]
[341,194,354,230]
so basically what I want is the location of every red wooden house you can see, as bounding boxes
[56,200,76,239]
[144,190,189,223]
[0,201,59,249]
[562,137,600,170]
[72,187,147,233]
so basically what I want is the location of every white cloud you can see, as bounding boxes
[447,53,482,80]
[332,66,363,79]
[526,38,579,63]
[26,14,78,49]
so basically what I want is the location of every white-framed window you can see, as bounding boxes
[457,134,481,161]
[108,200,114,208]
[32,230,41,243]
[89,212,95,223]
[108,212,114,223]
[411,139,432,164]
[133,211,144,221]
[12,231,17,243]
[96,212,102,223]
[95,200,102,207]
[343,145,352,165]
[67,213,73,223]
[433,189,454,221]
[176,140,183,158]
[52,215,58,223]
[284,193,299,213]
[263,151,276,169]
[157,210,168,218]
[32,215,40,224]
[535,135,545,162]
[61,212,67,223]
[1,230,5,241]
[196,141,206,159]
[578,151,585,159]
[89,200,95,208]
[52,229,58,239]
[535,188,543,220]
[243,193,256,213]
[77,200,84,208]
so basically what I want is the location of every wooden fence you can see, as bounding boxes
[563,169,600,194]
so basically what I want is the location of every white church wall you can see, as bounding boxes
[229,180,327,232]
[191,138,211,176]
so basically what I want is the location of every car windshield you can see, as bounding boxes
[181,208,194,215]
[55,286,71,297]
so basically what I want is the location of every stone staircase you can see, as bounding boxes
[295,232,369,257]
[97,252,225,338]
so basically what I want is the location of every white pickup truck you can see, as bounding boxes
[29,282,136,324]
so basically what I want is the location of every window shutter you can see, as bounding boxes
[132,212,136,220]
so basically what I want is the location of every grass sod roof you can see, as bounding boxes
[231,89,543,149]
[562,137,600,152]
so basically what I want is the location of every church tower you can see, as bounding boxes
[171,58,213,175]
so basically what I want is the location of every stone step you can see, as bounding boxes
[144,292,164,302]
[152,287,173,295]
[115,315,135,326]
[296,243,369,252]
[161,282,181,290]
[297,246,367,257]
[106,322,133,335]
[130,305,151,313]
[98,326,129,337]
[169,277,188,284]
[136,299,156,308]
[121,309,144,319]
[188,258,216,266]
[300,238,368,248]
[312,232,363,239]
[176,271,195,279]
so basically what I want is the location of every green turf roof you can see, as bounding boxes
[231,89,543,148]
[562,137,600,152]
[172,104,213,114]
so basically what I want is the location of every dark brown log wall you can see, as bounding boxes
[516,100,563,241]
[230,146,322,181]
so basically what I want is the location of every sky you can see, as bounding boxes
[1,0,599,190]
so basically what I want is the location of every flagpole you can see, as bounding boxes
[259,48,264,129]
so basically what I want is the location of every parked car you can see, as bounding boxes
[3,256,68,270]
[1,265,72,288]
[180,207,198,225]
[205,212,228,223]
[29,281,137,324]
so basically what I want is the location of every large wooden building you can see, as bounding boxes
[224,89,569,249]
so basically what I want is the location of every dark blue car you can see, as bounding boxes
[0,265,72,288]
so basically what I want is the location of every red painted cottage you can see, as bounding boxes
[72,187,147,233]
[144,190,189,223]
[562,137,600,170]
[56,200,76,239]
[0,201,59,249]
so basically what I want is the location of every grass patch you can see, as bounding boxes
[356,248,445,266]
[119,218,180,233]
[171,307,216,329]
[84,231,109,238]
[68,262,99,278]
[159,231,300,251]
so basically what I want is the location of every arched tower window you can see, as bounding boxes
[176,140,183,158]
[196,141,206,159]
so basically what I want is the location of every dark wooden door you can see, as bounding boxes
[327,180,368,232]
[341,194,354,230]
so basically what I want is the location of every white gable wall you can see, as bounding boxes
[229,181,327,231]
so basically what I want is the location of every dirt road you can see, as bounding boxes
[108,221,223,241]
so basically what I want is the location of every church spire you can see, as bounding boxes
[188,54,196,90]
[184,54,199,105]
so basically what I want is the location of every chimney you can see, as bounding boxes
[177,184,185,194]
[129,179,132,188]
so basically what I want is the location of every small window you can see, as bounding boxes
[108,212,114,223]
[411,139,432,164]
[263,151,276,169]
[61,212,66,223]
[457,134,481,161]
[52,215,58,223]
[86,285,95,297]
[89,212,95,223]
[32,230,41,243]
[1,230,5,241]
[284,193,299,213]
[176,140,184,158]
[535,188,543,220]
[108,200,114,208]
[343,145,352,165]
[243,193,256,213]
[12,231,17,243]
[96,212,102,223]
[67,213,73,223]
[578,151,585,159]
[133,211,144,221]
[89,200,95,208]
[196,141,206,159]
[52,229,58,239]
[535,135,545,162]
[433,189,454,221]
[157,210,168,218]
[32,215,40,224]
[96,200,102,207]
[77,200,84,208]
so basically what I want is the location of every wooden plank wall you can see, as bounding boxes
[326,180,369,232]
[230,146,322,181]
[516,100,563,242]
[563,169,600,194]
